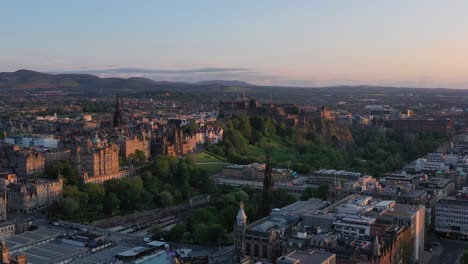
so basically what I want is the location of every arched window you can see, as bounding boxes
[262,246,268,258]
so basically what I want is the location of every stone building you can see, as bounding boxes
[152,126,197,157]
[200,127,224,144]
[308,169,362,185]
[0,223,15,241]
[82,167,134,184]
[149,120,222,157]
[0,144,45,178]
[116,131,151,160]
[0,193,6,222]
[234,199,329,264]
[0,173,17,189]
[5,119,32,134]
[6,178,63,214]
[10,149,45,178]
[234,201,250,264]
[320,106,335,121]
[222,163,293,182]
[44,149,71,166]
[235,211,284,263]
[234,202,247,263]
[218,98,318,128]
[70,138,120,178]
[67,135,132,184]
[385,119,452,133]
[0,240,27,264]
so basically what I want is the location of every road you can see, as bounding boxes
[195,162,232,165]
[427,238,467,264]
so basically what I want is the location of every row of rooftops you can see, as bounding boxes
[240,193,416,262]
[245,199,328,235]
[320,195,421,224]
[243,194,421,237]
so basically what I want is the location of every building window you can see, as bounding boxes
[262,246,268,258]
[246,243,251,256]
[254,245,259,258]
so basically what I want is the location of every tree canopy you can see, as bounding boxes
[207,114,447,177]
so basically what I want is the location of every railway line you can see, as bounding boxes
[97,195,210,236]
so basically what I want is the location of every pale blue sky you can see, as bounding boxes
[2,1,468,87]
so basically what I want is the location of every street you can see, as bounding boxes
[427,237,467,264]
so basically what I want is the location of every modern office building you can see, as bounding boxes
[435,198,468,238]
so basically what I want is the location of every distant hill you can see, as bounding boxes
[1,70,468,99]
[0,70,259,95]
[193,80,253,86]
[0,70,254,89]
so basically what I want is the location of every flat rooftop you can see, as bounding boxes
[325,195,379,212]
[73,244,134,264]
[385,173,420,180]
[341,216,376,225]
[271,199,326,217]
[384,204,422,217]
[6,227,65,252]
[437,197,468,206]
[278,250,335,264]
[248,217,288,234]
[12,240,87,264]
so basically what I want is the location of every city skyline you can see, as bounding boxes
[2,1,468,88]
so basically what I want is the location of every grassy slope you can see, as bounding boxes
[245,136,298,164]
[193,151,227,175]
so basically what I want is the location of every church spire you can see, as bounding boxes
[373,235,381,257]
[113,95,124,128]
[236,201,247,226]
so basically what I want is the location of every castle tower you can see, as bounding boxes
[261,147,274,216]
[234,201,249,263]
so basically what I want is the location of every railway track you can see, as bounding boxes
[104,197,208,235]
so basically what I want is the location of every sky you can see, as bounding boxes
[1,0,468,88]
